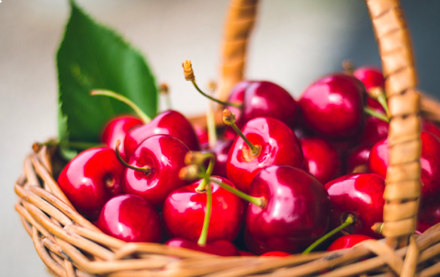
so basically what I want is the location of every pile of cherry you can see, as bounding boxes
[55,62,440,257]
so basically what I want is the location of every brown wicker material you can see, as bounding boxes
[15,0,440,276]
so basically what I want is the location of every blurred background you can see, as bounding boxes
[1,0,439,276]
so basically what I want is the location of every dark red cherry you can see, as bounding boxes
[324,173,385,238]
[239,250,256,256]
[243,228,271,255]
[300,138,342,184]
[242,81,298,129]
[224,81,250,140]
[422,119,440,140]
[96,195,162,243]
[416,221,432,235]
[165,238,240,256]
[162,176,243,243]
[418,202,440,226]
[57,147,124,220]
[326,234,374,251]
[347,145,371,173]
[226,117,303,193]
[355,98,388,147]
[101,115,143,160]
[246,166,330,253]
[369,132,440,202]
[124,110,200,159]
[299,74,365,139]
[353,66,384,92]
[193,123,209,148]
[123,135,190,208]
[209,139,234,178]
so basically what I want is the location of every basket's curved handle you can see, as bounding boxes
[219,0,421,266]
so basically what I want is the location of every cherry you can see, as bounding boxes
[57,147,124,220]
[124,110,200,159]
[243,228,271,255]
[418,202,440,226]
[163,176,243,243]
[369,132,440,202]
[225,113,303,193]
[193,123,209,148]
[298,74,365,139]
[223,80,250,140]
[353,66,384,92]
[239,250,256,256]
[355,98,389,147]
[209,139,234,178]
[326,234,374,251]
[96,195,162,243]
[165,238,240,256]
[416,221,432,235]
[300,138,342,184]
[121,135,190,208]
[246,165,330,253]
[101,115,143,160]
[422,119,440,140]
[324,173,385,238]
[261,251,290,257]
[346,145,371,173]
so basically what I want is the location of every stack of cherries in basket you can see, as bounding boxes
[54,60,440,257]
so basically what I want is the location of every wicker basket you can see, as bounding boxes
[15,0,440,276]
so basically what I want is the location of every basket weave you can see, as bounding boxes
[15,0,440,276]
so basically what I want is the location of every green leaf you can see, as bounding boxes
[57,0,157,151]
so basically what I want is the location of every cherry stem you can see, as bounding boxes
[209,178,265,208]
[197,180,212,246]
[207,84,218,149]
[159,83,172,110]
[302,214,355,255]
[223,109,260,156]
[91,90,151,123]
[364,107,389,123]
[196,155,215,192]
[34,140,104,151]
[114,140,151,174]
[376,93,390,118]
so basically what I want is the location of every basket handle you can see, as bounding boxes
[219,0,421,250]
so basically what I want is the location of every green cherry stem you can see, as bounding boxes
[376,93,390,118]
[364,107,389,123]
[206,82,218,149]
[209,178,265,208]
[196,154,215,192]
[91,90,152,123]
[182,60,241,108]
[114,140,151,174]
[197,180,212,246]
[302,214,355,255]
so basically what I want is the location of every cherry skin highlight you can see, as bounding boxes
[57,147,124,220]
[299,74,365,139]
[226,117,303,193]
[123,134,190,208]
[162,176,243,243]
[124,110,200,159]
[246,165,330,253]
[326,234,374,251]
[96,195,162,243]
[324,173,385,238]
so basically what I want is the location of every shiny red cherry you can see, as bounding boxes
[355,98,388,147]
[57,147,124,220]
[124,110,200,159]
[346,145,371,173]
[246,166,330,253]
[226,117,303,193]
[261,251,291,257]
[369,132,440,202]
[101,115,143,160]
[324,173,385,238]
[165,238,239,256]
[209,139,234,178]
[326,234,374,251]
[163,176,243,243]
[123,135,190,208]
[353,66,384,92]
[96,195,162,243]
[300,138,342,184]
[299,74,365,139]
[422,119,440,140]
[242,81,299,129]
[224,81,250,140]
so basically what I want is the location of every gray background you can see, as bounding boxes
[1,0,439,276]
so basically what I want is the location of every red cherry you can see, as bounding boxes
[223,81,249,140]
[163,176,243,243]
[300,138,342,184]
[347,145,371,173]
[57,147,124,220]
[355,98,388,147]
[299,74,365,139]
[326,234,374,251]
[165,238,240,256]
[209,139,234,178]
[193,123,209,148]
[369,132,440,202]
[96,195,162,243]
[239,250,256,256]
[122,135,190,208]
[243,228,271,255]
[324,173,385,238]
[418,202,440,226]
[261,251,290,257]
[353,66,384,91]
[242,81,299,129]
[101,115,143,159]
[246,166,330,253]
[416,221,432,235]
[422,119,440,140]
[226,117,303,193]
[124,110,200,159]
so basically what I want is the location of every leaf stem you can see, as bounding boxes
[302,214,355,254]
[91,90,151,123]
